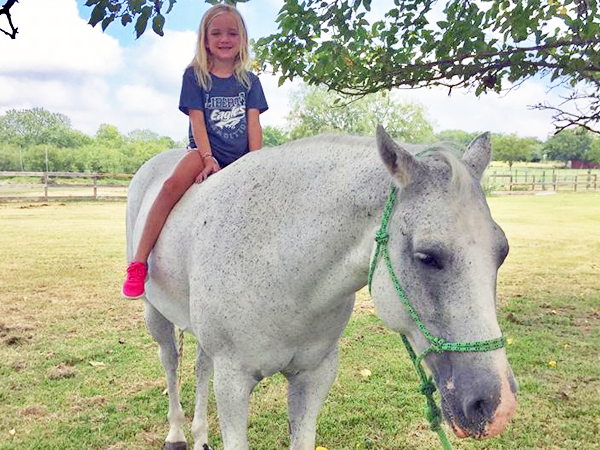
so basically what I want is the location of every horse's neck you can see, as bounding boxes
[274,137,393,295]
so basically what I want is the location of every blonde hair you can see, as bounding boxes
[189,4,251,91]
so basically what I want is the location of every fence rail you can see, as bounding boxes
[487,170,599,193]
[2,169,599,202]
[0,171,132,201]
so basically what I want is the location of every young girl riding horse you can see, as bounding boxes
[122,4,268,298]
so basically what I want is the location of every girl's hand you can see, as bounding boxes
[195,156,220,184]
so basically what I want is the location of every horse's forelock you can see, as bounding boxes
[426,150,475,199]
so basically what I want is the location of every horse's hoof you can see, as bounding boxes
[202,445,213,450]
[164,442,187,450]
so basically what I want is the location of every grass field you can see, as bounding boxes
[1,193,599,450]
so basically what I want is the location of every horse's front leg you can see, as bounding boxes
[144,303,187,450]
[213,359,260,450]
[285,345,339,450]
[191,346,213,450]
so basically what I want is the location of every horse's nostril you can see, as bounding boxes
[464,397,494,428]
[471,399,485,416]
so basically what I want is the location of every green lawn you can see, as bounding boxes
[0,193,599,450]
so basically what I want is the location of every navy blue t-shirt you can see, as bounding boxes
[179,67,269,167]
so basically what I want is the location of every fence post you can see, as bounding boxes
[553,172,557,191]
[44,172,49,200]
[542,171,546,190]
[93,174,98,199]
[509,175,513,192]
[574,175,578,192]
[532,175,535,191]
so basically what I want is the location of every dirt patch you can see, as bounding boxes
[9,360,27,371]
[47,363,78,380]
[20,404,49,417]
[105,444,127,450]
[0,322,35,346]
[574,309,600,333]
[18,203,52,209]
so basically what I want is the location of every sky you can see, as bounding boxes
[0,0,564,142]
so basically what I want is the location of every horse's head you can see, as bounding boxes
[370,126,517,439]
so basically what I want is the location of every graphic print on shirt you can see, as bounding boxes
[205,92,246,141]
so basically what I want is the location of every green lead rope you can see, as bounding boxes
[367,185,507,450]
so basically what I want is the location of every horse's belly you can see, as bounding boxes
[190,290,354,375]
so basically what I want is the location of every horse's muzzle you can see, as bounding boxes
[436,354,518,439]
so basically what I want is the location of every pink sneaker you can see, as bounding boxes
[121,261,147,299]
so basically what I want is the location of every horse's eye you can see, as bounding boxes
[415,252,443,270]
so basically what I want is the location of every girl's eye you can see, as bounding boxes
[415,252,443,270]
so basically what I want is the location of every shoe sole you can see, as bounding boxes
[121,288,146,300]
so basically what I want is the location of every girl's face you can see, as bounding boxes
[205,12,242,66]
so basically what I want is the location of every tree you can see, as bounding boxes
[0,108,88,148]
[491,134,538,168]
[288,84,434,143]
[95,123,125,148]
[84,1,599,133]
[263,126,290,147]
[435,130,480,151]
[588,137,600,164]
[543,127,593,163]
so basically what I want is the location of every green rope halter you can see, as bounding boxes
[367,185,507,450]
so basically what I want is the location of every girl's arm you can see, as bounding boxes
[247,108,263,151]
[189,109,220,183]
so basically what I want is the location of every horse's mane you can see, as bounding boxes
[280,134,476,196]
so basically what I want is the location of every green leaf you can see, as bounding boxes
[152,13,165,36]
[88,4,106,27]
[135,6,152,38]
[121,13,132,26]
[101,14,116,31]
[128,0,145,14]
[166,0,176,14]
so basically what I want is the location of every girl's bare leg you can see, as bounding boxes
[133,151,204,262]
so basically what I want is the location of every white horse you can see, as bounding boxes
[126,126,517,450]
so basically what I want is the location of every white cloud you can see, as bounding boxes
[125,31,197,91]
[116,85,174,114]
[400,81,558,140]
[0,0,123,76]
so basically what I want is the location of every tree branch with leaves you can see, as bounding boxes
[79,0,600,133]
[253,0,600,133]
[0,0,18,39]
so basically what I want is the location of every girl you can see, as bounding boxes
[122,4,268,299]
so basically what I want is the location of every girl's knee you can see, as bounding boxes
[161,176,186,200]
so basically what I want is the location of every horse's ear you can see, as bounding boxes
[376,125,420,186]
[462,132,492,180]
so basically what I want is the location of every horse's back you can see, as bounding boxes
[128,136,377,334]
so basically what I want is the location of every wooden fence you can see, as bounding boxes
[0,171,132,201]
[1,169,599,201]
[487,171,599,193]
